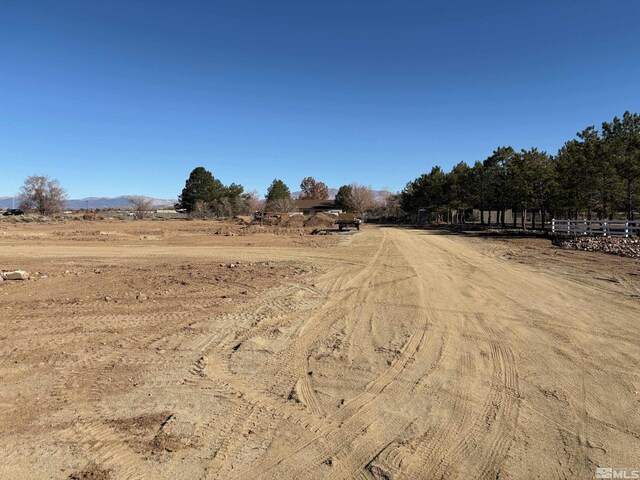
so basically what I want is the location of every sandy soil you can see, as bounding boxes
[0,220,638,479]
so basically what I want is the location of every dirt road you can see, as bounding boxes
[0,223,638,479]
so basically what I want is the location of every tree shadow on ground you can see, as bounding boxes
[377,224,552,238]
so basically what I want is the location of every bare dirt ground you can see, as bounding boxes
[0,220,638,479]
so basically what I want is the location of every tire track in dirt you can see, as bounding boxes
[352,230,517,478]
[67,420,165,480]
[203,401,261,479]
[408,311,521,478]
[231,231,389,392]
[400,337,474,478]
[4,224,639,478]
[230,231,443,479]
[63,285,324,477]
[43,277,328,477]
[293,232,453,478]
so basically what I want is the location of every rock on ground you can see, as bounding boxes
[1,270,30,280]
[552,235,640,258]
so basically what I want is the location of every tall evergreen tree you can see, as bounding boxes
[335,185,355,212]
[176,167,223,213]
[265,179,292,211]
[557,127,620,219]
[602,111,640,219]
[265,179,292,202]
[447,162,474,223]
[483,147,516,227]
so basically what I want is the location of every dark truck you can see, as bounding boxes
[2,209,25,216]
[335,212,361,231]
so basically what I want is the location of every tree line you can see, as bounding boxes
[174,167,393,217]
[400,111,640,226]
[9,111,637,222]
[9,168,390,218]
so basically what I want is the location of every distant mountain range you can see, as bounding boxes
[0,196,176,210]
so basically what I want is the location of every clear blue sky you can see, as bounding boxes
[2,0,639,199]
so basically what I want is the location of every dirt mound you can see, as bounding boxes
[283,214,306,227]
[304,212,336,228]
[256,215,284,226]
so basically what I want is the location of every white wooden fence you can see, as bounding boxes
[552,219,640,237]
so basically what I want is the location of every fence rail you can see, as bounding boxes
[552,219,640,237]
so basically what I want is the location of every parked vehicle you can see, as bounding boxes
[2,209,25,216]
[335,212,361,231]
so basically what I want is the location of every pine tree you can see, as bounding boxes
[335,185,355,212]
[176,167,224,213]
[265,179,292,211]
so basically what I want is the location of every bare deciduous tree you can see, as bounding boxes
[384,193,401,217]
[19,175,68,216]
[191,200,211,219]
[269,196,294,212]
[243,190,264,213]
[128,196,154,219]
[350,184,375,217]
[366,194,400,219]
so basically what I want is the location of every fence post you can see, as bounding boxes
[583,218,587,235]
[552,219,555,234]
[625,221,629,238]
[603,220,608,237]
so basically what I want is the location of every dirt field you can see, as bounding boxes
[1,220,638,479]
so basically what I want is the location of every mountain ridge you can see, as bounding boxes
[0,195,176,209]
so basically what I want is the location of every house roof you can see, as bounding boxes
[293,199,336,211]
